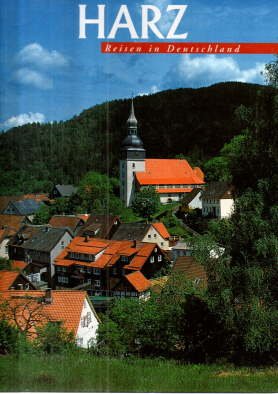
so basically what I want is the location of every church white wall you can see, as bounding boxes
[120,159,145,207]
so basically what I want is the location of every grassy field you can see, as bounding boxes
[0,353,277,392]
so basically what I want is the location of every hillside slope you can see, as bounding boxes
[0,82,269,194]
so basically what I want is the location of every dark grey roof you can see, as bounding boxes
[23,227,71,252]
[11,199,43,215]
[202,182,233,200]
[111,223,151,241]
[55,184,77,197]
[181,188,202,205]
[78,214,120,238]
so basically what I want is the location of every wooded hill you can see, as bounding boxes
[0,82,269,195]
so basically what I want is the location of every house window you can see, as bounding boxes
[87,312,92,324]
[154,234,157,238]
[5,245,8,254]
[158,255,162,262]
[161,242,164,246]
[58,276,69,284]
[95,280,101,287]
[87,278,92,284]
[121,256,129,263]
[93,268,101,275]
[61,241,65,249]
[76,337,83,346]
[132,163,135,168]
[148,234,151,238]
[150,256,154,263]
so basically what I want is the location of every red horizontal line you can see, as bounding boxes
[101,42,278,54]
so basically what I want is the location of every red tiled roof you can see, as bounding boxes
[11,261,28,271]
[0,271,20,291]
[124,256,146,271]
[0,214,28,239]
[152,223,170,239]
[55,237,157,270]
[77,214,90,223]
[193,167,205,181]
[49,215,83,230]
[156,188,193,194]
[135,159,205,186]
[173,256,207,287]
[23,194,49,203]
[0,290,94,336]
[124,271,151,292]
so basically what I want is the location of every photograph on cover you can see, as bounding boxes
[0,0,277,392]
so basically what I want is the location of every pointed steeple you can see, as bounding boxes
[121,98,145,151]
[127,98,138,133]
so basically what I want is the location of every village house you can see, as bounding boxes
[50,184,77,199]
[0,289,100,348]
[201,181,234,219]
[0,214,30,258]
[0,270,36,291]
[54,236,168,299]
[49,215,85,236]
[119,100,205,206]
[111,221,174,250]
[181,188,203,210]
[78,214,120,239]
[171,240,194,262]
[9,225,73,287]
[0,194,49,214]
[3,199,44,220]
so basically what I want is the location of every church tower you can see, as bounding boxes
[120,99,146,207]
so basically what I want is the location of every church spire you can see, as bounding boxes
[127,98,138,134]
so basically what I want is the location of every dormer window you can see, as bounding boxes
[121,256,129,263]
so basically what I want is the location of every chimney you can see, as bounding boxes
[44,288,52,304]
[132,239,137,248]
[84,235,89,242]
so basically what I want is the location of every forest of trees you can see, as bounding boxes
[0,82,272,195]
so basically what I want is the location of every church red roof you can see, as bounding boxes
[135,159,205,186]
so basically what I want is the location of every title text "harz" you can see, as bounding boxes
[79,4,189,39]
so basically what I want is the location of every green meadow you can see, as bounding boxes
[0,353,277,392]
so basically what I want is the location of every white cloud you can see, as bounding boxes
[14,68,53,90]
[164,55,265,88]
[138,85,159,96]
[18,43,69,69]
[1,112,45,130]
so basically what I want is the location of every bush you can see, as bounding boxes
[36,322,76,354]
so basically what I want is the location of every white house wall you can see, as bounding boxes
[0,238,9,258]
[50,232,72,277]
[76,298,99,348]
[220,199,234,218]
[142,226,170,250]
[188,192,202,209]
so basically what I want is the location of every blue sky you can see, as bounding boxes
[0,0,277,129]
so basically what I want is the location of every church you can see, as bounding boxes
[120,100,205,207]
